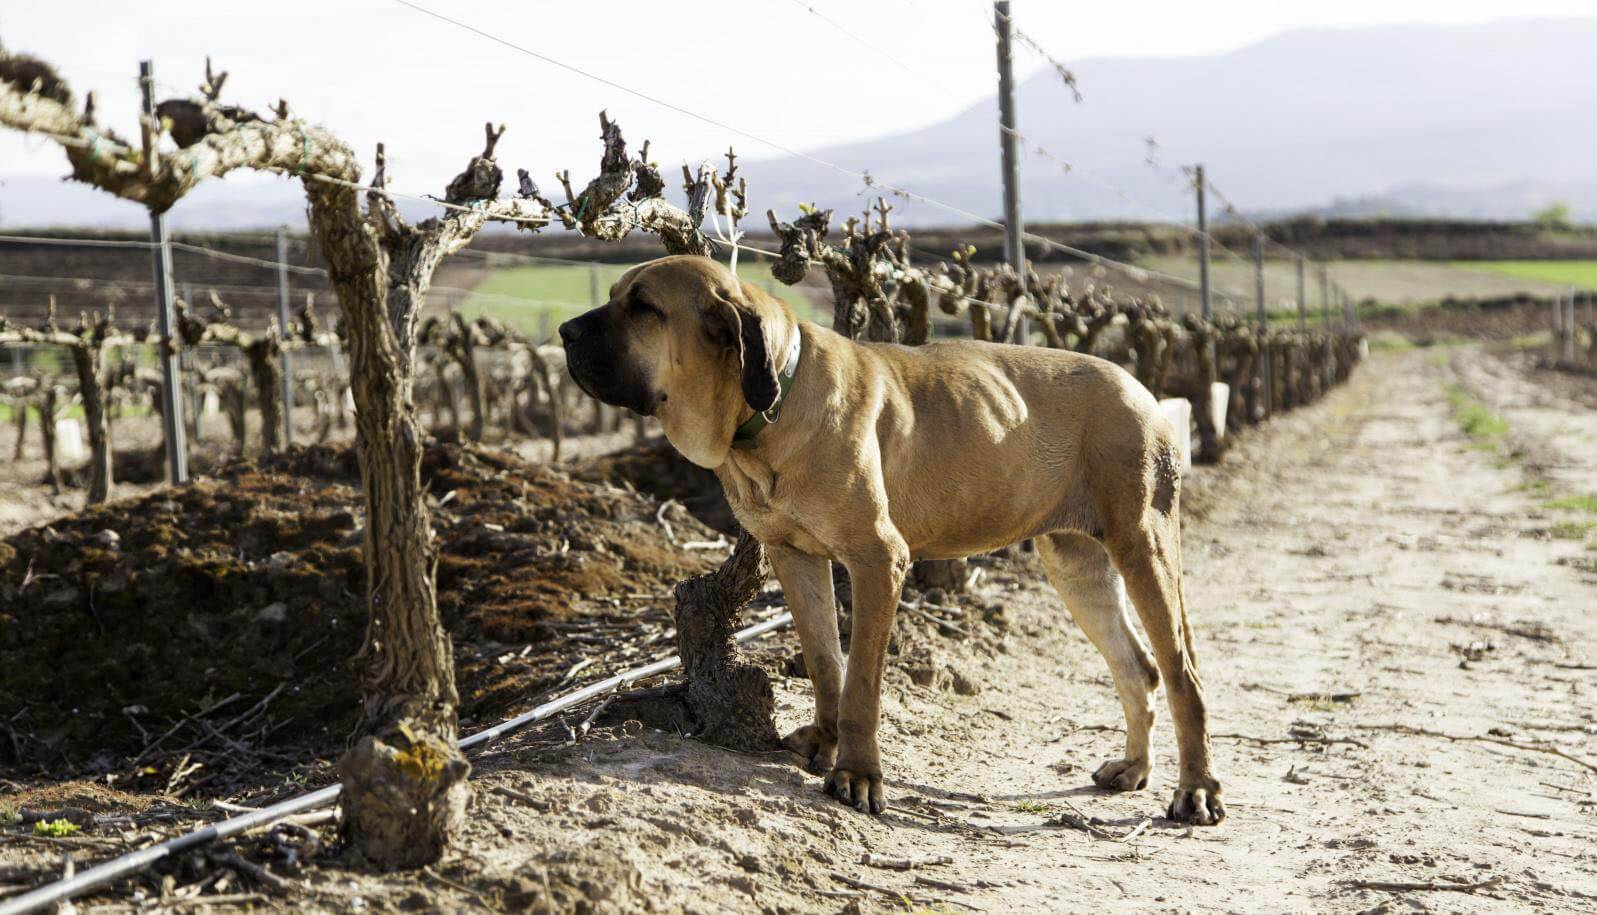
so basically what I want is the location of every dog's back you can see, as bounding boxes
[849,335,1177,558]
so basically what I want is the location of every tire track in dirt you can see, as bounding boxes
[303,350,1596,913]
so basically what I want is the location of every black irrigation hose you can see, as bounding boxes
[0,611,794,915]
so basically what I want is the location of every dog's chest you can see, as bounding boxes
[718,459,829,556]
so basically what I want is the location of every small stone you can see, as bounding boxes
[94,529,121,550]
[257,602,288,624]
[43,587,80,608]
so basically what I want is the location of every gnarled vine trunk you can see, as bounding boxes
[40,385,61,492]
[304,175,472,869]
[68,343,111,505]
[672,531,780,750]
[245,338,284,453]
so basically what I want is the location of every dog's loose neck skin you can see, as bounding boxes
[655,304,803,478]
[716,319,841,517]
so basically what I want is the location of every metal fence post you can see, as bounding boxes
[1196,164,1212,320]
[141,60,188,485]
[1296,255,1307,332]
[275,227,295,447]
[1320,265,1330,329]
[1254,234,1271,417]
[1565,288,1577,363]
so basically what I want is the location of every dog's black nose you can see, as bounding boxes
[558,319,581,345]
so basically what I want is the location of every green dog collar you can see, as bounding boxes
[731,332,802,450]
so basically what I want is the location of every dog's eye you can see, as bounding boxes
[629,297,664,320]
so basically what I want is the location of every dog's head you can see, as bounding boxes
[558,255,793,467]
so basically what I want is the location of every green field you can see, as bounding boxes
[1452,260,1597,288]
[1137,256,1594,315]
[464,262,810,337]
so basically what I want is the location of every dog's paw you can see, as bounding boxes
[823,765,886,814]
[781,724,838,775]
[1091,757,1152,792]
[1166,778,1225,826]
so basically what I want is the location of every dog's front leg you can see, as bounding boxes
[829,535,910,814]
[768,545,843,774]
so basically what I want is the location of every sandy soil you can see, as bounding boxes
[4,348,1595,913]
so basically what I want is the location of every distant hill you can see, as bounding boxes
[3,19,1594,230]
[739,18,1597,226]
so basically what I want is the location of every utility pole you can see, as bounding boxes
[1296,254,1307,331]
[275,227,295,447]
[994,0,1028,343]
[1195,164,1212,320]
[141,60,188,485]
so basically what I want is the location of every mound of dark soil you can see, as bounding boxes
[575,437,736,535]
[0,440,717,783]
[1364,293,1563,340]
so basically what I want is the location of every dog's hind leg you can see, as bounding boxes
[1103,489,1225,826]
[768,545,844,775]
[1038,532,1160,792]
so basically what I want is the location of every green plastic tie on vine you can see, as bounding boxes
[292,125,310,176]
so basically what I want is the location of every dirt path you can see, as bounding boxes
[267,348,1586,914]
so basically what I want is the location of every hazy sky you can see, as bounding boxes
[3,0,1593,201]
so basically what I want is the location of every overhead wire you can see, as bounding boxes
[389,0,1188,293]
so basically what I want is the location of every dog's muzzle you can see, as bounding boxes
[558,311,657,416]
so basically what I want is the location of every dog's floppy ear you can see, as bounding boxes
[707,286,779,413]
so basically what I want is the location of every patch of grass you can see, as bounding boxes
[1288,693,1357,713]
[1366,332,1416,352]
[1549,520,1597,541]
[33,818,80,837]
[1455,260,1597,288]
[1508,331,1553,350]
[464,261,808,336]
[1514,479,1554,497]
[1545,494,1597,514]
[1011,800,1052,815]
[0,806,18,827]
[1443,385,1510,452]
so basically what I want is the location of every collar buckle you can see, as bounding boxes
[731,331,802,449]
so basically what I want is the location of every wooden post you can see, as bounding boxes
[140,60,188,484]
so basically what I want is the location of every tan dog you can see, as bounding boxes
[559,255,1224,825]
